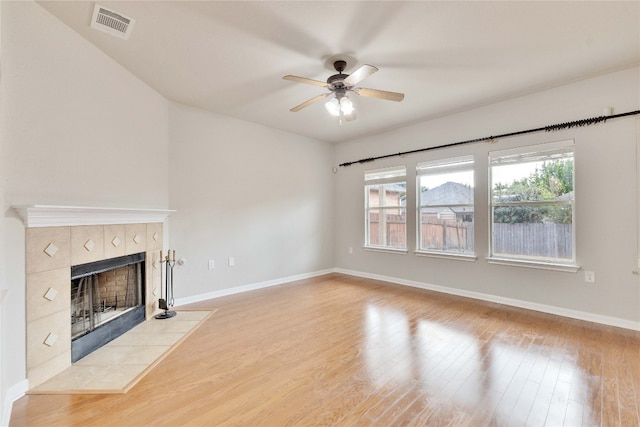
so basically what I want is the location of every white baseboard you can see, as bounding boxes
[174,269,335,307]
[174,266,639,331]
[1,379,28,427]
[335,268,640,332]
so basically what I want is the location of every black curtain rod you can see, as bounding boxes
[338,109,640,167]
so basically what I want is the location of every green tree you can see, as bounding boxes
[493,159,573,224]
[530,160,574,199]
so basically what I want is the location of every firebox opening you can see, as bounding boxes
[70,252,146,362]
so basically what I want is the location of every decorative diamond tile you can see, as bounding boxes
[111,236,121,248]
[84,239,95,252]
[133,234,142,244]
[153,232,159,242]
[43,333,58,347]
[43,287,58,302]
[43,243,58,258]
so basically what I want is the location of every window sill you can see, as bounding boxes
[414,251,477,262]
[363,246,408,255]
[486,257,579,273]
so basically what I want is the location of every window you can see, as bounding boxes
[364,165,407,250]
[489,140,575,265]
[417,155,474,254]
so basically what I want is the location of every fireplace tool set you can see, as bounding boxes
[155,249,177,319]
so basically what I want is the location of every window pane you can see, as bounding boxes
[417,156,474,254]
[365,173,407,249]
[492,204,573,262]
[367,186,380,207]
[366,208,406,248]
[367,183,406,209]
[367,209,380,246]
[492,159,573,203]
[385,211,407,248]
[489,141,575,264]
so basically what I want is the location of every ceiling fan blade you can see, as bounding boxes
[344,64,378,86]
[355,87,405,102]
[283,75,327,88]
[290,93,329,112]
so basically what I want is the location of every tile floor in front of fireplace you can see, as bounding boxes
[29,310,215,394]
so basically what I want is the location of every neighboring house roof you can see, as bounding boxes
[556,190,574,201]
[421,182,474,214]
[422,182,473,205]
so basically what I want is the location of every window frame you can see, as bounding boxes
[487,140,578,271]
[364,165,408,252]
[415,155,476,258]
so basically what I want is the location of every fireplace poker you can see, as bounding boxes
[155,250,177,319]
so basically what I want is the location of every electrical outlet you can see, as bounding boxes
[584,271,595,283]
[208,260,215,270]
[348,247,353,254]
[229,257,235,267]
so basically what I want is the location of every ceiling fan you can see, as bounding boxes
[283,60,404,121]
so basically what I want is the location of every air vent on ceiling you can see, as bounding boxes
[90,4,135,40]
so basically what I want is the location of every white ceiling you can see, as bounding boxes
[37,1,640,143]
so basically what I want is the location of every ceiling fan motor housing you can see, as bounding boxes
[327,60,349,88]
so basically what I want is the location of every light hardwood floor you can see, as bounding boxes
[10,274,640,426]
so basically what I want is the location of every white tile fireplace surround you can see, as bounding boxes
[14,205,174,388]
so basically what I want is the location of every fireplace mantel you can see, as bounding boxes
[14,205,175,228]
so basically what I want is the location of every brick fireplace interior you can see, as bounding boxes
[70,252,146,362]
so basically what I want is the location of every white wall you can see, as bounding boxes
[334,67,640,327]
[168,103,334,297]
[0,1,169,423]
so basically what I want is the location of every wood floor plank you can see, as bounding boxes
[617,341,640,427]
[9,274,640,427]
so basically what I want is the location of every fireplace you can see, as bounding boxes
[16,205,174,389]
[70,252,146,362]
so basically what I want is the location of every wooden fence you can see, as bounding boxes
[368,213,406,248]
[370,214,572,259]
[421,219,473,252]
[492,222,572,259]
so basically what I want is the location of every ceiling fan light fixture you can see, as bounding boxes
[325,97,340,116]
[340,96,354,115]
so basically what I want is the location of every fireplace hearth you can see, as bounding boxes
[71,252,146,362]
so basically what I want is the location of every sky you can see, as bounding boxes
[420,162,542,189]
